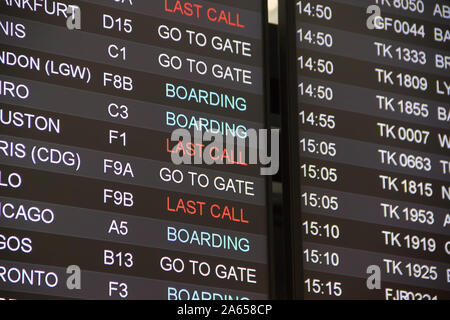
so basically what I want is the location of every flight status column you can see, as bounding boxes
[0,0,270,299]
[290,0,449,299]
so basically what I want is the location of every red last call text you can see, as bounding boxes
[164,0,246,29]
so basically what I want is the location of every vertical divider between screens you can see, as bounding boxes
[261,0,277,300]
[278,0,304,299]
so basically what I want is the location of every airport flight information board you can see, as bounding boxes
[0,0,271,299]
[281,0,450,299]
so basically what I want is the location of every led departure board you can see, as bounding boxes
[280,0,450,299]
[0,0,271,300]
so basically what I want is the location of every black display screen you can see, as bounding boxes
[0,0,271,300]
[281,0,450,299]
